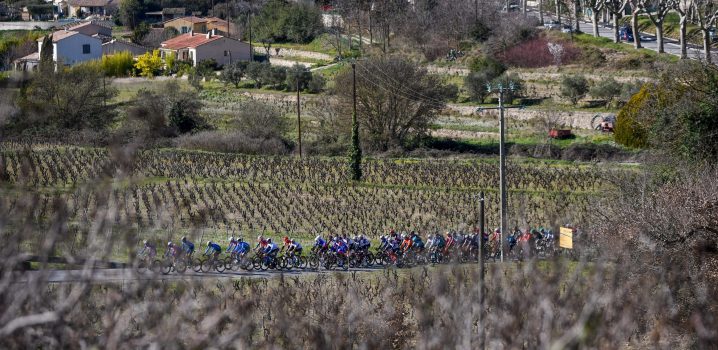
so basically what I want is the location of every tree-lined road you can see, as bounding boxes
[528,8,716,61]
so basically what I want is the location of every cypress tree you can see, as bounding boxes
[348,111,362,181]
[39,35,53,73]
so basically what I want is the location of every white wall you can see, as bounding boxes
[193,37,251,67]
[55,34,102,65]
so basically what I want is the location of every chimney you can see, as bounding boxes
[206,31,211,39]
[189,29,193,36]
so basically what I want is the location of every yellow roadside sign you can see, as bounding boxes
[559,227,573,249]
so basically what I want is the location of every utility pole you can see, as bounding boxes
[478,191,485,350]
[479,82,520,262]
[296,78,302,158]
[248,9,253,62]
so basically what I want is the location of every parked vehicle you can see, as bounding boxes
[544,20,561,30]
[619,25,634,42]
[561,25,573,33]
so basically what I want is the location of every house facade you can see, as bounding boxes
[38,30,102,66]
[163,16,208,34]
[67,0,117,17]
[159,31,251,67]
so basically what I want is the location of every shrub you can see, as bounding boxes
[246,61,269,87]
[560,74,589,105]
[590,77,622,107]
[175,130,290,155]
[465,55,506,103]
[263,65,287,88]
[134,50,163,78]
[101,51,134,77]
[196,59,218,81]
[168,95,205,134]
[579,46,606,67]
[499,36,579,68]
[468,55,506,76]
[307,73,325,93]
[614,86,649,148]
[285,64,312,91]
[219,61,248,88]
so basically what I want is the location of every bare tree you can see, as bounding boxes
[674,0,693,59]
[692,0,718,62]
[605,0,630,43]
[586,0,606,36]
[639,0,674,53]
[629,0,643,48]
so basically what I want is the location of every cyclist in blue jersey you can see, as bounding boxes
[181,236,195,257]
[205,241,222,259]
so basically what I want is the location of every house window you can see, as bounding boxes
[223,50,228,57]
[181,26,189,33]
[82,44,91,54]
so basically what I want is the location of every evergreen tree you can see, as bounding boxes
[348,110,362,181]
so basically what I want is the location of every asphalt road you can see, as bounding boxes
[14,266,388,284]
[529,9,716,61]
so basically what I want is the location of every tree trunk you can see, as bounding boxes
[632,10,642,49]
[656,21,664,53]
[523,0,527,15]
[679,14,687,59]
[703,28,712,63]
[575,0,581,32]
[592,8,600,37]
[613,14,620,43]
[556,0,561,24]
[539,0,544,23]
[368,13,373,45]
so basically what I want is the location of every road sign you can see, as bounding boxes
[559,227,573,249]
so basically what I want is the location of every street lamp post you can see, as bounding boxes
[478,82,520,262]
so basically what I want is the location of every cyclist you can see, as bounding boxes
[281,236,292,253]
[335,238,348,256]
[226,237,238,254]
[181,236,195,257]
[357,235,371,252]
[264,239,280,260]
[445,232,456,253]
[233,237,250,258]
[507,230,518,253]
[254,235,271,251]
[314,235,328,254]
[379,235,389,251]
[400,234,413,254]
[140,240,157,259]
[411,232,425,252]
[205,241,222,260]
[164,242,179,258]
[288,239,303,256]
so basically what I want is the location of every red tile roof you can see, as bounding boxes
[169,16,207,24]
[160,32,222,50]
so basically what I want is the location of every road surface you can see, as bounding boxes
[14,266,389,284]
[529,8,715,61]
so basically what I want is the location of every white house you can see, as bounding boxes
[38,30,102,66]
[159,30,251,67]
